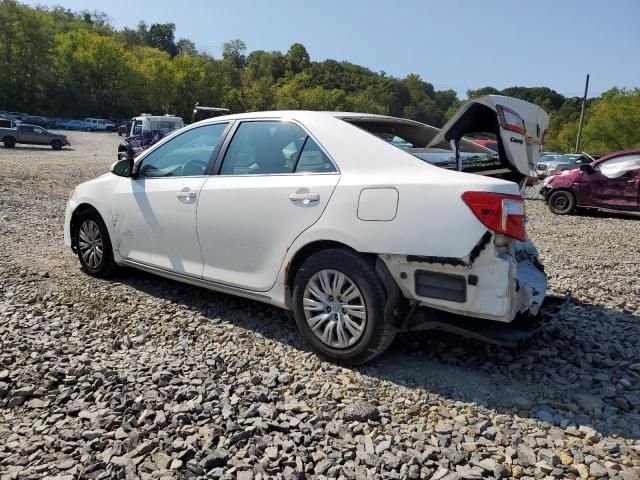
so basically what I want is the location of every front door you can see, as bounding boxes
[588,154,640,209]
[197,120,340,291]
[111,122,229,275]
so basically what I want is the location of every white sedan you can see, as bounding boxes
[65,95,549,364]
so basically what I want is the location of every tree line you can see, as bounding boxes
[0,0,638,153]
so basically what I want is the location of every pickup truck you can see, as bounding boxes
[0,122,70,150]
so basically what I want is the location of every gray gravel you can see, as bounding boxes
[1,133,640,479]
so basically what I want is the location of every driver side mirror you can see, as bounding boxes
[580,164,594,174]
[110,158,132,177]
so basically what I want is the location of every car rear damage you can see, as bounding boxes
[363,95,551,345]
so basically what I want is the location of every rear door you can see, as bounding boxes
[429,95,549,178]
[197,119,339,291]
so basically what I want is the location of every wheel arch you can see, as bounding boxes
[283,240,406,326]
[69,203,103,252]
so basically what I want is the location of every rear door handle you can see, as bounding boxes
[289,192,320,203]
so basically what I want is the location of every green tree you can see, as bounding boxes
[286,43,310,74]
[53,30,136,116]
[222,39,247,69]
[0,0,54,112]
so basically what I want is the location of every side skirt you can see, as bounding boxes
[119,259,276,304]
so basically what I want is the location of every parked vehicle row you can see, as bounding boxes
[65,95,549,364]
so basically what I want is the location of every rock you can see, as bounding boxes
[341,402,380,422]
[516,445,536,467]
[200,450,229,469]
[589,462,607,478]
[575,463,589,479]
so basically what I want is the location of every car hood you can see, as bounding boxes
[547,168,582,187]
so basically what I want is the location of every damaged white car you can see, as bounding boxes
[64,95,549,364]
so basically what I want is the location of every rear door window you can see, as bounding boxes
[295,138,336,173]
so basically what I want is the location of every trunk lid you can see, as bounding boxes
[428,95,549,178]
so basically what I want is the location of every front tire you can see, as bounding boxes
[75,212,117,278]
[51,139,63,150]
[548,190,576,215]
[292,249,396,365]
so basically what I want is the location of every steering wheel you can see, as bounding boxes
[180,159,208,176]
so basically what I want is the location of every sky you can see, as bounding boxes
[24,0,640,99]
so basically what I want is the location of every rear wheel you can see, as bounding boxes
[3,137,16,148]
[292,248,396,365]
[75,212,117,278]
[51,139,63,150]
[548,190,576,215]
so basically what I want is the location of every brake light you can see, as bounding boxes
[496,105,526,135]
[462,191,526,241]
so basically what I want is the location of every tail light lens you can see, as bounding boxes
[462,191,526,241]
[496,105,526,135]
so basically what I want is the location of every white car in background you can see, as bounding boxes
[65,95,549,364]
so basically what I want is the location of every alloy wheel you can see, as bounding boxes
[302,269,367,349]
[78,219,104,270]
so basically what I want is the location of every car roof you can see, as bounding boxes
[593,149,640,165]
[194,110,423,126]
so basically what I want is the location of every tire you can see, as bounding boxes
[51,139,63,150]
[3,137,16,148]
[86,128,91,132]
[75,211,117,278]
[292,248,396,365]
[548,190,576,215]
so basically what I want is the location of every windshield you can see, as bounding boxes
[556,154,580,164]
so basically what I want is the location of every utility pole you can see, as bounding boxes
[575,74,590,153]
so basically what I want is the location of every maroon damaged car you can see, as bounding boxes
[540,149,640,215]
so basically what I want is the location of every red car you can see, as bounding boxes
[540,149,640,214]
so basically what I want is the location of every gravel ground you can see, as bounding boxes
[1,132,639,480]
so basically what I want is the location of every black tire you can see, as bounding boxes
[51,139,63,150]
[3,137,16,148]
[548,190,576,215]
[292,248,396,365]
[74,211,117,278]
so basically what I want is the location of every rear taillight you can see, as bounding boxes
[462,191,526,241]
[496,105,526,135]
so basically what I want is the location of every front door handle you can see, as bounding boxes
[176,190,196,199]
[289,192,320,204]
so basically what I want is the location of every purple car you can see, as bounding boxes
[540,149,640,214]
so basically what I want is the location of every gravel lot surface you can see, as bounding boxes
[1,132,639,479]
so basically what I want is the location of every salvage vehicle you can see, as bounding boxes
[65,95,549,364]
[1,123,70,149]
[117,114,184,160]
[540,150,640,215]
[536,152,593,178]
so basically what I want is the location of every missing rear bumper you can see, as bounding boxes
[400,295,567,347]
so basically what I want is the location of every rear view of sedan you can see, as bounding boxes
[65,95,549,364]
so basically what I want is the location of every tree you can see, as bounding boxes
[286,43,310,74]
[53,30,137,116]
[177,38,197,56]
[222,39,246,69]
[145,23,178,56]
[0,0,54,112]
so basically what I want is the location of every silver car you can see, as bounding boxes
[536,153,593,178]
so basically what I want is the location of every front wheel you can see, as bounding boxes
[51,139,63,150]
[75,212,117,278]
[292,249,396,365]
[548,190,576,215]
